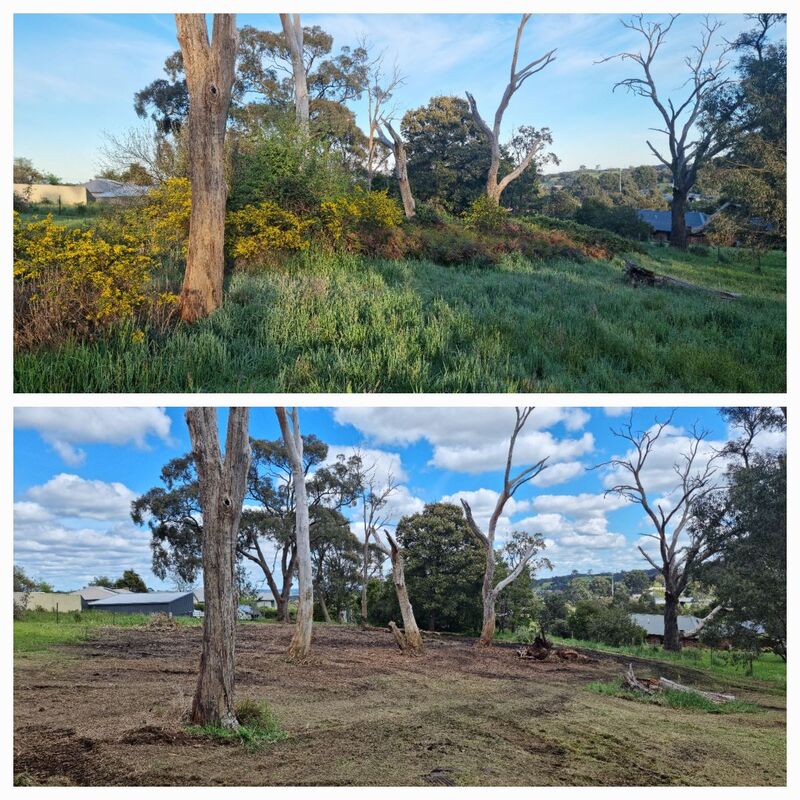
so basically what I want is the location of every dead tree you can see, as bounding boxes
[598,15,733,249]
[279,14,309,131]
[186,407,251,728]
[376,120,416,219]
[175,14,238,322]
[275,407,312,661]
[365,55,404,190]
[594,413,722,651]
[374,529,423,653]
[354,455,398,628]
[466,14,556,203]
[461,407,550,647]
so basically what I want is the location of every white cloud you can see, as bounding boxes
[533,492,628,518]
[603,407,632,417]
[323,444,408,484]
[24,473,137,521]
[15,407,172,465]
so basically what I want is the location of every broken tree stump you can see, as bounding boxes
[623,260,740,300]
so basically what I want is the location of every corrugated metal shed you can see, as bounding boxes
[88,591,194,616]
[84,178,151,200]
[630,613,702,637]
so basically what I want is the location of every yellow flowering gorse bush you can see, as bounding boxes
[227,201,311,264]
[143,177,192,259]
[14,212,159,346]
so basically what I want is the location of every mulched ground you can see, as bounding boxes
[14,623,786,787]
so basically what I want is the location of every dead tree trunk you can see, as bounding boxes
[175,14,238,322]
[465,14,555,203]
[461,408,550,647]
[377,120,415,219]
[279,14,309,132]
[186,407,251,728]
[372,529,422,653]
[663,592,681,652]
[317,585,332,623]
[623,260,740,299]
[276,407,313,661]
[671,186,689,249]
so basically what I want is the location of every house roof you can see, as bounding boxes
[630,613,702,637]
[89,591,193,607]
[637,209,709,233]
[84,178,151,198]
[78,585,123,601]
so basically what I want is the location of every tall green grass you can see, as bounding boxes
[554,635,786,689]
[15,245,785,393]
[14,609,199,653]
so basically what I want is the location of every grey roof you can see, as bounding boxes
[630,613,702,637]
[85,178,151,198]
[79,585,122,601]
[637,209,709,233]
[89,591,193,607]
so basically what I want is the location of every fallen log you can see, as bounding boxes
[657,677,736,703]
[624,664,736,702]
[623,260,740,300]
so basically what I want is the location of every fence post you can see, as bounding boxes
[56,602,59,624]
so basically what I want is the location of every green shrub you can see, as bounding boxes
[462,195,510,231]
[575,198,652,240]
[567,601,646,646]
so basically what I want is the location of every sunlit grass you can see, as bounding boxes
[14,244,785,393]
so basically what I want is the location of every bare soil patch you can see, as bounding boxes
[14,623,786,786]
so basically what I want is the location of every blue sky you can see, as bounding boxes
[13,12,764,183]
[13,406,786,592]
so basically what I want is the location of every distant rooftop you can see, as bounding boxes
[89,591,193,606]
[637,209,709,233]
[630,613,701,637]
[85,178,151,199]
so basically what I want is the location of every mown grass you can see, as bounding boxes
[586,678,762,714]
[14,243,784,393]
[552,635,786,689]
[187,700,288,751]
[13,609,199,653]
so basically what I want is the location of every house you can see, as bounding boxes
[13,591,83,613]
[237,604,260,620]
[84,178,151,204]
[630,613,702,645]
[87,591,194,616]
[254,590,277,609]
[636,209,710,243]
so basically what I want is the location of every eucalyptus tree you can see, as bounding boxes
[175,13,238,321]
[599,15,734,248]
[460,408,551,646]
[185,407,250,728]
[466,14,556,203]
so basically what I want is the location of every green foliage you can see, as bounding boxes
[462,196,510,231]
[188,700,287,751]
[227,201,310,265]
[228,120,352,214]
[114,569,148,593]
[575,198,652,240]
[567,601,646,646]
[402,96,491,213]
[396,502,484,633]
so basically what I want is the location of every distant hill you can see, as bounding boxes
[534,567,659,592]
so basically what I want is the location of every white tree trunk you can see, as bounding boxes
[279,14,309,132]
[276,407,313,661]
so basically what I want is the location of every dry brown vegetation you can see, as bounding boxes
[14,624,785,786]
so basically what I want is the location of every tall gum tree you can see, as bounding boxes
[460,407,550,646]
[279,14,310,131]
[275,407,313,661]
[598,15,734,249]
[376,119,416,218]
[176,14,238,321]
[465,14,556,203]
[186,407,250,728]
